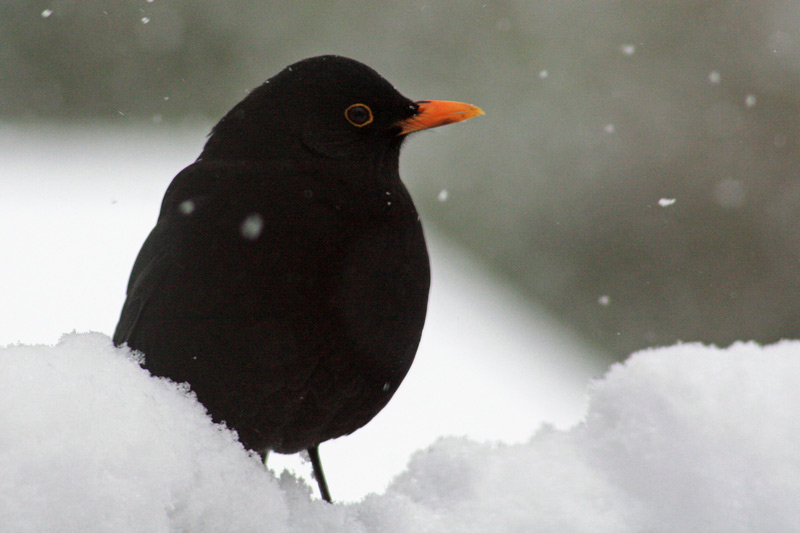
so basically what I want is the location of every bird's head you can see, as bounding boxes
[201,55,483,164]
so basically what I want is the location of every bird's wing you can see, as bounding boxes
[112,221,174,346]
[113,160,342,368]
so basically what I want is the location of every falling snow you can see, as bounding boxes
[178,199,195,215]
[658,198,676,207]
[240,213,264,240]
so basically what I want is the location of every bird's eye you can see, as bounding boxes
[345,104,373,127]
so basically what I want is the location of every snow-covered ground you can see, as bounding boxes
[3,124,798,530]
[5,335,800,531]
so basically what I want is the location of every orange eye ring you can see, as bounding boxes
[345,103,374,127]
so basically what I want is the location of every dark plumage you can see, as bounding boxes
[114,55,483,502]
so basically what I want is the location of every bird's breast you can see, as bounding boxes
[325,206,430,378]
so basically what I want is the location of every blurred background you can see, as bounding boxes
[4,0,800,361]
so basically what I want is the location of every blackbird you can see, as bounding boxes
[113,55,483,502]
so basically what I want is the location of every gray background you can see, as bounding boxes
[5,0,800,360]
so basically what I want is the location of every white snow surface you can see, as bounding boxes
[3,336,800,531]
[3,124,799,530]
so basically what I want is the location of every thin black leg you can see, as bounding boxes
[307,445,332,503]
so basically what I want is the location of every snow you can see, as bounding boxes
[658,197,676,207]
[240,213,265,240]
[4,335,800,531]
[1,334,288,532]
[178,199,196,215]
[3,124,799,530]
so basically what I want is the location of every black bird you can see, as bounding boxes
[113,55,483,502]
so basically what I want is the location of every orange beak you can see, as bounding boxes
[397,100,485,135]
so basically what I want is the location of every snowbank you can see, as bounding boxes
[3,334,799,531]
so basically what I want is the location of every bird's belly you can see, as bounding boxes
[138,216,430,455]
[262,221,431,452]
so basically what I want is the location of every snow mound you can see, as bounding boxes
[0,333,289,531]
[376,342,800,531]
[2,334,799,531]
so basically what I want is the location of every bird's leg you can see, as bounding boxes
[258,449,269,466]
[307,445,332,503]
